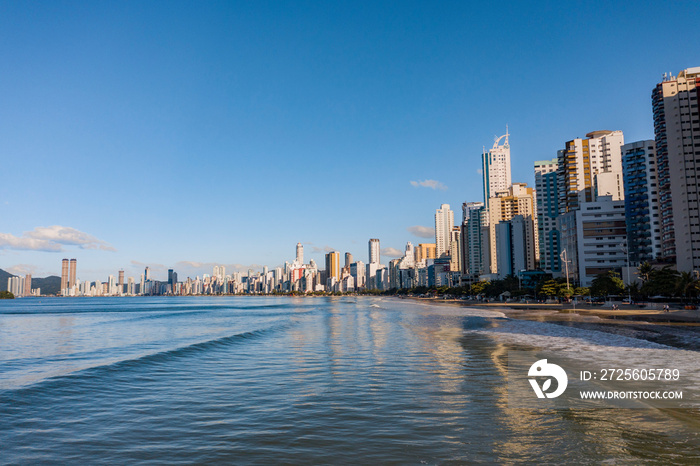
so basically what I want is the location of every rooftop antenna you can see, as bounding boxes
[505,124,510,146]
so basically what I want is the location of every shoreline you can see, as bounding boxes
[404,296,700,352]
[406,296,700,324]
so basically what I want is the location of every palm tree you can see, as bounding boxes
[638,261,654,284]
[675,271,700,301]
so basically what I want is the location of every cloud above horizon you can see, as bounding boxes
[381,247,403,258]
[311,245,335,254]
[407,225,435,238]
[410,179,447,191]
[0,226,115,252]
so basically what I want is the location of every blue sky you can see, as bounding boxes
[1,0,698,282]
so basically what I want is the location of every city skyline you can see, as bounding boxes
[1,2,699,281]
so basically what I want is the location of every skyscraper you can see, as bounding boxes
[368,239,380,264]
[535,159,560,274]
[296,243,304,264]
[118,269,124,289]
[461,202,487,278]
[482,130,512,209]
[325,251,340,281]
[144,267,151,281]
[652,67,700,271]
[414,243,436,264]
[488,183,537,273]
[434,204,454,258]
[24,274,31,297]
[61,259,69,294]
[69,259,77,289]
[557,130,625,214]
[621,140,662,265]
[344,252,353,269]
[449,226,462,273]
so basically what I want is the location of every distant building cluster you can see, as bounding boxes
[6,274,39,297]
[25,67,700,296]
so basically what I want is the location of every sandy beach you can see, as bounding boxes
[406,297,700,352]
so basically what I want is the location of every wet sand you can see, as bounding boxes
[405,297,700,352]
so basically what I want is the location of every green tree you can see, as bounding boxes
[537,279,559,298]
[675,271,700,300]
[637,261,654,284]
[642,265,680,297]
[471,281,489,295]
[590,270,625,298]
[0,291,14,299]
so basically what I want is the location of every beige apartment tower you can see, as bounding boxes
[652,67,700,272]
[557,130,625,215]
[69,259,77,288]
[414,243,436,264]
[61,259,69,293]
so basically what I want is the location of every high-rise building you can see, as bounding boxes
[368,239,380,264]
[8,276,25,297]
[61,259,69,294]
[69,259,77,289]
[461,202,487,278]
[344,253,353,269]
[296,243,304,264]
[449,226,462,273]
[495,215,535,280]
[350,261,365,289]
[434,204,454,257]
[414,243,436,264]
[488,183,538,273]
[652,67,700,271]
[325,251,340,281]
[24,274,32,297]
[144,267,151,281]
[535,159,560,274]
[621,140,662,265]
[118,269,124,289]
[482,130,512,209]
[558,197,627,287]
[557,130,625,215]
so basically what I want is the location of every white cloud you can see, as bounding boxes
[311,245,336,253]
[410,179,447,191]
[5,264,38,276]
[0,233,61,252]
[26,226,116,251]
[0,226,115,252]
[407,225,435,238]
[381,247,403,258]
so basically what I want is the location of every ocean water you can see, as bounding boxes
[0,297,699,464]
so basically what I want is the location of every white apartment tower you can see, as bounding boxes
[296,242,304,265]
[368,238,380,264]
[434,204,454,258]
[482,130,512,210]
